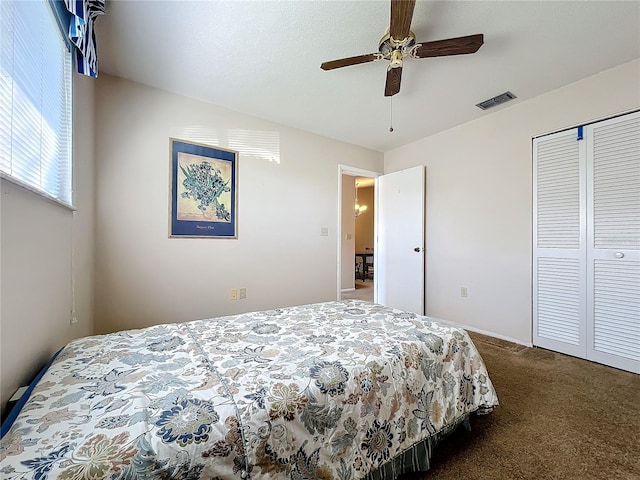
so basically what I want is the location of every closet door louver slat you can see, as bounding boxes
[533,129,586,358]
[535,131,581,249]
[586,112,640,373]
[592,115,640,250]
[534,111,639,373]
[593,260,640,364]
[536,258,582,345]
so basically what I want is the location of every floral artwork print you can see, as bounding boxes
[178,156,231,222]
[0,300,498,480]
[170,139,237,237]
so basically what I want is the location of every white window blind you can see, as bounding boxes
[1,0,73,207]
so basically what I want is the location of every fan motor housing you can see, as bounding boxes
[379,31,416,59]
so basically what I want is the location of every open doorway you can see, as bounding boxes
[337,166,379,302]
[350,178,375,301]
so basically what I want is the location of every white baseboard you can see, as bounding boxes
[341,288,355,293]
[429,317,533,348]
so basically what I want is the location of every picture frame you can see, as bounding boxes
[169,138,238,238]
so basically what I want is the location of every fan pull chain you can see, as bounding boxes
[389,96,394,133]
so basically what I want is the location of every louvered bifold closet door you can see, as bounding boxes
[586,111,640,374]
[533,129,587,358]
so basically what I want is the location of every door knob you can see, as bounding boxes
[615,252,624,259]
[414,247,423,252]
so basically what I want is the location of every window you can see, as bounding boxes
[1,0,73,207]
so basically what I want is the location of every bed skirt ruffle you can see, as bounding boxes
[367,411,479,480]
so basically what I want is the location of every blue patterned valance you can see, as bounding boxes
[64,0,105,77]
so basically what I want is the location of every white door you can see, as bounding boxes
[533,128,588,358]
[585,112,640,373]
[376,166,425,314]
[533,111,640,374]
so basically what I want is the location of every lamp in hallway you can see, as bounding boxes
[355,182,368,217]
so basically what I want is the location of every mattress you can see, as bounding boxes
[0,300,498,479]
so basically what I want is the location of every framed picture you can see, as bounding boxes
[169,138,238,238]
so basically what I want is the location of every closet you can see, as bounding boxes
[533,110,639,374]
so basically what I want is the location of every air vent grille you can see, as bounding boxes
[476,91,517,110]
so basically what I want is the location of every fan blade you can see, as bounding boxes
[413,33,484,58]
[390,0,416,41]
[321,53,379,70]
[384,66,403,97]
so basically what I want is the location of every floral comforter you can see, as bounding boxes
[0,300,498,480]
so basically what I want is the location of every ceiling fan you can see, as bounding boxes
[320,0,484,97]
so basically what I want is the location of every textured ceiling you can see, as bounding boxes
[96,1,640,152]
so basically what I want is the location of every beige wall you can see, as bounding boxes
[94,75,383,334]
[384,59,640,345]
[355,186,375,253]
[341,175,356,290]
[0,74,95,415]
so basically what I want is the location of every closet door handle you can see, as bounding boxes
[614,252,624,259]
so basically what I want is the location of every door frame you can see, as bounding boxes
[337,165,380,301]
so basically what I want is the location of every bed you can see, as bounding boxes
[0,300,498,479]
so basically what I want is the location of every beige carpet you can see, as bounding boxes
[402,332,640,480]
[342,280,374,302]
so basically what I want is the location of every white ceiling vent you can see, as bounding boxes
[476,91,517,110]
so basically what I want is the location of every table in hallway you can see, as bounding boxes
[355,252,374,281]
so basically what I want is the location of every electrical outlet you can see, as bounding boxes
[70,314,78,325]
[239,288,247,299]
[230,289,238,300]
[460,287,468,298]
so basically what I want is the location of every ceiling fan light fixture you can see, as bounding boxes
[355,203,368,217]
[379,31,416,59]
[320,0,485,98]
[389,49,403,68]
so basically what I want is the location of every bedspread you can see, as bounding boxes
[0,300,498,479]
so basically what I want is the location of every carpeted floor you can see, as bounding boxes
[342,280,374,302]
[402,332,640,480]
